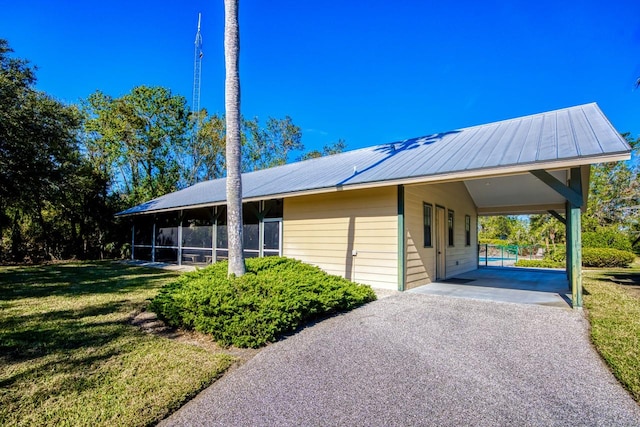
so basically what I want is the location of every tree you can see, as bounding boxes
[478,216,520,242]
[0,39,117,261]
[224,0,245,276]
[82,86,189,206]
[180,109,226,185]
[585,133,640,230]
[299,139,347,160]
[243,116,302,171]
[529,214,565,252]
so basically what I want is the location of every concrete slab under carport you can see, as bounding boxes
[409,266,572,308]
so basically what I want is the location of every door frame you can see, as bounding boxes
[262,217,282,256]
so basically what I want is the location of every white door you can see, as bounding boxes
[262,219,282,256]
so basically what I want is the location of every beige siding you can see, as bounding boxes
[405,182,478,289]
[283,187,398,290]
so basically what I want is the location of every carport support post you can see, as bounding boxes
[566,201,572,282]
[569,169,583,308]
[531,168,583,308]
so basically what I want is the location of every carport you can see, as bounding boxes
[435,104,631,308]
[461,165,589,307]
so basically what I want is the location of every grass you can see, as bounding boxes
[583,263,640,402]
[0,261,235,427]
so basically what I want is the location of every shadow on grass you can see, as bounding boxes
[603,272,640,286]
[0,299,135,357]
[0,262,177,301]
[596,272,640,298]
[0,313,134,392]
[0,262,178,391]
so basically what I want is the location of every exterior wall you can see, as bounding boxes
[405,181,478,289]
[283,187,398,290]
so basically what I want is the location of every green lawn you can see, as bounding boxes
[0,261,235,427]
[583,264,640,402]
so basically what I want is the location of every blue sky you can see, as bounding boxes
[2,0,640,152]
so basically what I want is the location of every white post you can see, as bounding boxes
[178,210,183,266]
[151,221,156,263]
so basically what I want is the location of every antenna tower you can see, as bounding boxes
[192,13,203,122]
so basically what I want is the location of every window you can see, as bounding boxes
[465,215,471,246]
[423,203,433,247]
[448,210,454,246]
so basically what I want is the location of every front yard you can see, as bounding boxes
[1,260,638,426]
[0,261,235,427]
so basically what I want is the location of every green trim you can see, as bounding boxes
[569,167,583,308]
[565,201,571,280]
[547,209,566,225]
[397,185,406,292]
[531,169,583,207]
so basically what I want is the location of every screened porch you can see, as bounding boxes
[130,199,283,266]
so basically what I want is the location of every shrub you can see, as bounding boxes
[514,259,564,268]
[150,257,377,348]
[583,228,633,252]
[544,246,635,268]
[478,239,510,246]
[544,245,566,263]
[582,248,636,268]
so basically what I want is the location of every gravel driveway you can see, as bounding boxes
[161,293,640,426]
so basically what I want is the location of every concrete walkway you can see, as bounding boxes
[161,293,640,426]
[410,267,571,308]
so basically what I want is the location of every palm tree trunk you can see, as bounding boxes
[224,0,246,276]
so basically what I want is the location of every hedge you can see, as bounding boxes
[150,257,377,348]
[582,228,633,252]
[478,239,511,246]
[582,248,636,268]
[514,259,564,268]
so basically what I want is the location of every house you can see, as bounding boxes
[117,103,631,306]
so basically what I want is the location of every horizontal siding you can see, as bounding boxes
[283,187,398,290]
[404,181,478,289]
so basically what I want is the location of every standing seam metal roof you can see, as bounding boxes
[117,103,630,216]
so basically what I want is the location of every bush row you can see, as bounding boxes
[514,259,564,268]
[544,246,635,268]
[478,239,511,246]
[582,248,636,268]
[582,228,633,252]
[151,257,377,348]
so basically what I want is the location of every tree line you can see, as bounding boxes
[0,39,343,262]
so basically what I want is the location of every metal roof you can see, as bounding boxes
[117,103,630,216]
